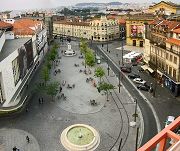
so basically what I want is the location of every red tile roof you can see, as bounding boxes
[160,20,179,30]
[166,38,180,46]
[173,28,180,34]
[0,21,12,29]
[13,19,42,35]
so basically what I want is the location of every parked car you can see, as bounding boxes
[133,78,146,84]
[137,84,149,91]
[165,116,175,128]
[132,62,138,66]
[128,73,140,79]
[120,66,131,73]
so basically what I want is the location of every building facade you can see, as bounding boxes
[148,1,180,16]
[144,19,180,96]
[53,16,120,41]
[0,18,48,106]
[126,14,155,47]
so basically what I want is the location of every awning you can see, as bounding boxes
[141,65,148,70]
[157,70,163,76]
[141,65,154,73]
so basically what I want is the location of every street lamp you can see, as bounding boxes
[107,58,110,76]
[153,43,158,97]
[118,138,123,151]
[121,40,124,66]
[106,24,109,52]
[135,125,140,151]
[118,71,121,93]
[134,98,138,122]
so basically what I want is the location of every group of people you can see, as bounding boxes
[12,136,30,151]
[54,69,61,76]
[90,99,97,106]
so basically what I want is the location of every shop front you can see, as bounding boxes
[163,74,180,97]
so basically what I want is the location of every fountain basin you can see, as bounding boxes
[60,124,100,151]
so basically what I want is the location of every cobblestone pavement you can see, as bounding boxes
[0,40,142,151]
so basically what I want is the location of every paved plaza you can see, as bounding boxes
[0,40,143,151]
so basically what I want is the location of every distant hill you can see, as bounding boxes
[75,2,124,7]
[107,2,123,5]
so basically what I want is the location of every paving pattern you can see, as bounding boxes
[0,40,142,151]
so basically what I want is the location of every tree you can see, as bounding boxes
[80,38,88,55]
[40,66,50,85]
[94,67,105,83]
[98,82,115,101]
[85,48,95,68]
[46,82,59,101]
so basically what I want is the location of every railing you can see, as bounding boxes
[166,48,180,55]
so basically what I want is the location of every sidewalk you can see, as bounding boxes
[0,40,143,151]
[0,129,40,151]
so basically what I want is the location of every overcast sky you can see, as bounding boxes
[0,0,179,11]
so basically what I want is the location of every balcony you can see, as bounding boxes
[166,48,180,56]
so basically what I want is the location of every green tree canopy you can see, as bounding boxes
[46,82,59,101]
[98,82,115,101]
[85,48,95,67]
[40,66,50,84]
[80,38,88,54]
[94,67,105,82]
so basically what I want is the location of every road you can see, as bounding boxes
[91,43,158,146]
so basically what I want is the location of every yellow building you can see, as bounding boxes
[126,14,155,47]
[148,1,180,15]
[53,16,119,42]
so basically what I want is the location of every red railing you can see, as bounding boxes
[138,116,180,151]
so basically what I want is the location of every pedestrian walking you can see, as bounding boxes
[13,146,17,151]
[25,108,29,112]
[41,97,44,104]
[38,98,41,104]
[26,135,30,143]
[59,86,62,93]
[116,53,118,57]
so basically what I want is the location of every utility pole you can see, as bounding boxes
[118,138,123,151]
[121,40,124,66]
[107,58,110,76]
[134,98,138,122]
[153,44,158,97]
[119,71,121,93]
[135,127,139,151]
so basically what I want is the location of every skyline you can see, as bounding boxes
[0,0,180,11]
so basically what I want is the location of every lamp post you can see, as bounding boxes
[134,98,138,122]
[153,44,158,97]
[121,40,124,66]
[106,24,109,52]
[118,71,121,93]
[135,126,140,151]
[107,58,110,76]
[118,138,123,151]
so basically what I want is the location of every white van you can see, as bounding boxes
[96,56,101,64]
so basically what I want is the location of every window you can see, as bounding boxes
[166,53,169,59]
[173,69,176,79]
[170,55,172,62]
[166,65,168,71]
[169,66,172,76]
[174,56,177,64]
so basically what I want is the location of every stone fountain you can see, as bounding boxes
[60,124,100,151]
